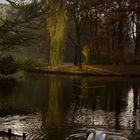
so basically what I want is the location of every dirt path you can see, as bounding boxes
[28,65,140,76]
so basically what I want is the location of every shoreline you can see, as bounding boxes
[25,65,140,77]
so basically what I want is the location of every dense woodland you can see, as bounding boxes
[0,0,140,70]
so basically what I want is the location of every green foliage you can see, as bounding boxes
[17,58,47,70]
[0,55,18,75]
[46,1,68,66]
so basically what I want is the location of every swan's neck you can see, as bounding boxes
[87,132,94,140]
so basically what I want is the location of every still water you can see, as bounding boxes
[0,73,140,140]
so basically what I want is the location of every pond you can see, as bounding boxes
[0,73,140,140]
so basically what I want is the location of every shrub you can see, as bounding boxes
[17,58,47,70]
[0,55,18,75]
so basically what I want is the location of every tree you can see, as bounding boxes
[1,0,139,66]
[129,0,140,63]
[0,0,47,55]
[46,0,68,66]
[66,0,90,69]
[0,55,18,75]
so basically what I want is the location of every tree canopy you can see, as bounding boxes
[0,0,139,67]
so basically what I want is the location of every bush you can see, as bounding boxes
[17,58,47,70]
[0,55,18,75]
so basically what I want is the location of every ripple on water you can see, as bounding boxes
[0,113,48,140]
[26,133,47,140]
[0,132,47,140]
[65,133,86,140]
[65,130,128,140]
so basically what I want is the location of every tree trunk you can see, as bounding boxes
[134,2,140,64]
[118,20,123,64]
[135,23,140,64]
[74,45,79,65]
[75,22,82,70]
[77,35,82,70]
[95,7,99,63]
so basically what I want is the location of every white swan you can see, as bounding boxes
[86,129,129,140]
[65,129,128,140]
[87,129,106,140]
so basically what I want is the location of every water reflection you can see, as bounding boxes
[44,78,62,128]
[0,75,140,140]
[68,80,131,129]
[0,78,16,94]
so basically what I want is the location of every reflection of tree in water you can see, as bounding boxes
[69,80,134,129]
[129,82,140,140]
[0,78,16,94]
[71,78,95,125]
[45,78,62,128]
[114,83,122,130]
[131,82,140,131]
[0,78,17,115]
[133,82,139,115]
[73,78,89,107]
